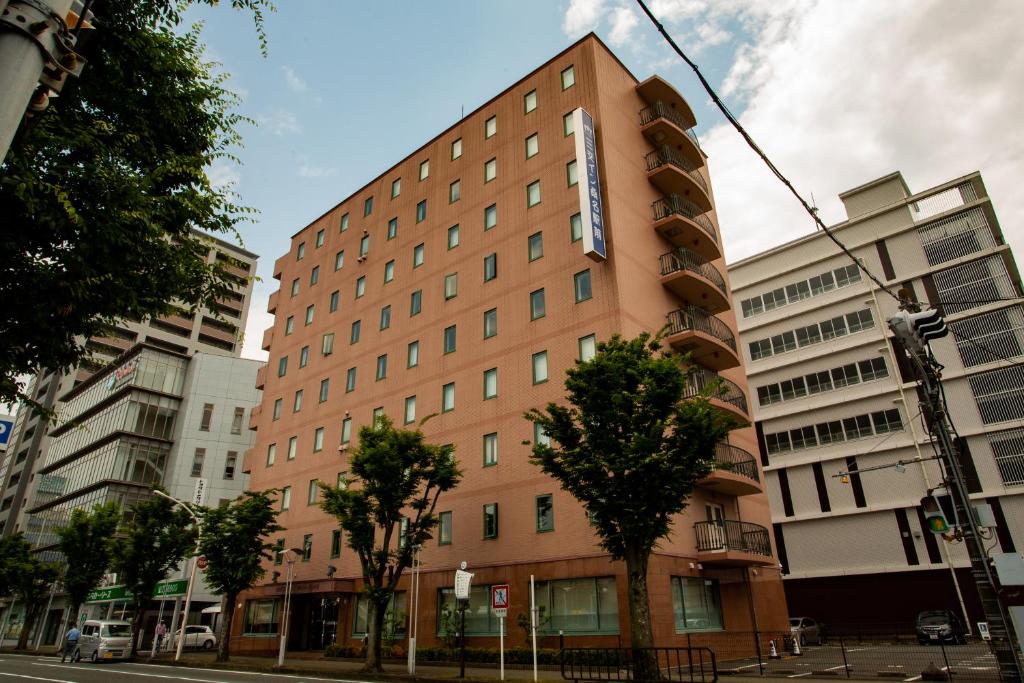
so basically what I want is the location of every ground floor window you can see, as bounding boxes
[437,584,499,636]
[243,598,280,635]
[671,577,723,632]
[535,576,618,634]
[352,592,406,639]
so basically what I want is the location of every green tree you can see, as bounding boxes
[0,0,272,409]
[525,333,736,680]
[319,416,461,672]
[1,533,61,650]
[112,495,196,656]
[198,490,282,662]
[55,502,121,630]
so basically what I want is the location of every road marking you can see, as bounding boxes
[903,676,922,682]
[825,664,849,671]
[845,647,874,652]
[734,663,762,670]
[787,673,813,678]
[0,674,73,683]
[34,663,223,683]
[120,663,369,683]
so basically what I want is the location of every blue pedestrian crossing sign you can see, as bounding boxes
[0,415,14,451]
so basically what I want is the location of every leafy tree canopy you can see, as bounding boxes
[56,502,120,624]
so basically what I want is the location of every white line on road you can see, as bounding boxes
[902,676,922,682]
[786,673,813,678]
[845,647,874,652]
[734,663,762,670]
[825,664,849,671]
[0,674,73,683]
[33,663,224,683]
[118,662,371,683]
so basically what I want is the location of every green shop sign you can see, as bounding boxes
[86,579,189,603]
[153,579,188,598]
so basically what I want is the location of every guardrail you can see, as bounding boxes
[666,306,735,351]
[561,646,717,683]
[694,520,771,556]
[644,146,709,195]
[714,444,759,483]
[658,248,727,294]
[684,366,748,415]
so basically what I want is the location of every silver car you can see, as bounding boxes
[173,624,217,650]
[789,616,826,646]
[73,620,132,662]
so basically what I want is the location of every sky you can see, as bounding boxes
[183,0,1024,362]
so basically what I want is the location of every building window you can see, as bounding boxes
[528,231,543,261]
[413,243,424,268]
[200,403,214,431]
[285,316,294,335]
[449,180,461,204]
[451,138,462,160]
[319,378,329,403]
[416,199,427,223]
[970,366,1024,424]
[951,306,1024,368]
[340,212,349,232]
[305,304,315,326]
[391,177,401,198]
[266,443,276,466]
[335,250,344,271]
[448,224,460,249]
[483,503,499,539]
[315,229,324,248]
[536,494,554,532]
[359,234,369,257]
[293,389,303,413]
[536,577,618,634]
[386,218,398,241]
[991,428,1024,486]
[380,305,392,330]
[329,290,339,312]
[579,334,596,362]
[243,599,281,636]
[404,395,416,424]
[525,132,539,159]
[534,422,551,446]
[353,593,406,638]
[483,367,498,399]
[310,265,320,285]
[419,159,429,180]
[444,273,458,300]
[484,204,497,231]
[288,436,297,460]
[444,325,457,354]
[231,407,245,435]
[384,260,395,283]
[322,332,335,356]
[307,478,320,506]
[530,288,546,320]
[442,382,455,412]
[341,417,352,444]
[291,278,300,297]
[314,427,324,452]
[484,157,497,183]
[563,111,574,137]
[561,65,575,90]
[373,406,385,425]
[532,351,549,384]
[355,276,366,299]
[527,180,541,207]
[483,433,498,467]
[483,308,497,339]
[346,367,356,392]
[485,115,496,139]
[297,242,305,260]
[272,399,282,421]
[439,511,453,545]
[407,340,419,368]
[299,345,309,368]
[410,289,422,316]
[331,530,342,558]
[524,89,537,113]
[671,577,723,633]
[376,354,388,380]
[574,269,593,302]
[567,160,579,188]
[277,356,288,378]
[481,254,498,284]
[281,486,291,510]
[350,319,361,344]
[191,448,205,477]
[363,196,373,217]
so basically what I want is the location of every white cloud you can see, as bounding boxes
[256,110,302,136]
[206,163,240,189]
[297,162,337,179]
[563,0,605,36]
[240,297,271,362]
[608,6,640,47]
[281,65,307,93]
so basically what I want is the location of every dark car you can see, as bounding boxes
[916,610,966,645]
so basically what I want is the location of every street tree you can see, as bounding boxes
[0,0,272,410]
[112,495,197,656]
[198,490,283,662]
[319,416,461,672]
[55,502,121,629]
[525,333,736,680]
[2,533,61,650]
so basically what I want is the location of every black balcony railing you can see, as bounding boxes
[694,520,771,556]
[658,247,727,294]
[714,443,760,483]
[666,306,736,352]
[644,146,709,195]
[651,194,717,242]
[684,366,749,415]
[639,101,702,146]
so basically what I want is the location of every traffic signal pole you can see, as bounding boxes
[890,307,1023,682]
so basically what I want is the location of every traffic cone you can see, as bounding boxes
[769,640,780,659]
[792,637,802,656]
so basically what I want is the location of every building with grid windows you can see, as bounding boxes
[237,34,788,653]
[729,170,1024,628]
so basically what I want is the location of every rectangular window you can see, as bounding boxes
[319,378,329,403]
[484,158,497,183]
[376,354,388,380]
[671,577,723,632]
[355,276,365,298]
[526,133,539,158]
[536,577,618,634]
[361,196,374,218]
[416,199,427,223]
[534,422,551,446]
[307,479,319,506]
[330,290,339,312]
[442,382,455,412]
[191,448,205,477]
[331,530,341,558]
[858,357,888,382]
[297,242,305,260]
[524,89,537,113]
[483,367,498,399]
[404,395,416,424]
[360,234,369,257]
[200,403,214,431]
[578,334,597,361]
[485,115,496,139]
[413,243,424,267]
[350,319,361,344]
[567,160,578,187]
[322,332,335,355]
[419,159,429,180]
[272,399,282,421]
[528,231,543,261]
[334,250,344,271]
[243,599,281,636]
[291,278,300,297]
[816,420,844,445]
[846,309,874,333]
[563,111,574,136]
[574,269,593,302]
[384,259,395,283]
[285,316,294,335]
[536,494,554,532]
[313,426,324,452]
[305,304,315,326]
[340,212,349,232]
[380,305,391,330]
[299,345,309,368]
[483,432,498,466]
[266,443,276,466]
[483,308,497,338]
[410,289,422,316]
[444,273,458,300]
[391,177,401,198]
[288,436,297,460]
[346,367,356,393]
[225,451,239,480]
[527,180,541,207]
[444,324,457,353]
[484,204,497,230]
[281,486,291,510]
[373,406,385,425]
[293,389,303,413]
[310,266,319,285]
[483,503,499,538]
[451,138,462,160]
[341,417,352,444]
[872,408,903,434]
[570,213,582,242]
[531,288,546,320]
[532,351,549,384]
[483,253,497,282]
[315,229,324,248]
[439,511,453,545]
[449,180,461,204]
[353,593,406,638]
[561,65,575,89]
[448,224,460,249]
[407,340,419,368]
[387,217,398,240]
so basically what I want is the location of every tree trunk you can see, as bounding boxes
[130,602,146,658]
[216,593,235,662]
[16,602,39,650]
[363,598,387,673]
[624,546,659,682]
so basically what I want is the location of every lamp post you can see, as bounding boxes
[407,544,421,675]
[153,490,201,663]
[276,547,302,668]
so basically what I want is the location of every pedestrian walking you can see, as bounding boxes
[60,625,80,663]
[153,621,168,655]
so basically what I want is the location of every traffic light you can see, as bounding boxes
[921,495,950,534]
[889,308,948,355]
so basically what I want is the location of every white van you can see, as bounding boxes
[72,620,133,662]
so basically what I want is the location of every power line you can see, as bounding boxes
[633,0,901,305]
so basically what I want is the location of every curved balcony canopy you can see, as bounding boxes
[683,366,749,422]
[640,101,703,167]
[665,306,740,371]
[694,520,774,567]
[645,146,713,212]
[658,246,730,314]
[636,76,697,128]
[700,444,762,496]
[652,194,719,260]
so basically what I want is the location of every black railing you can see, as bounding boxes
[639,101,702,147]
[684,367,748,415]
[714,444,759,483]
[666,306,736,352]
[561,646,717,683]
[694,520,771,556]
[651,195,717,242]
[658,247,727,295]
[644,146,709,195]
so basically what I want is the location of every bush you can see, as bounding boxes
[324,643,623,667]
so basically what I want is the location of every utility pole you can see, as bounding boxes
[890,304,1023,682]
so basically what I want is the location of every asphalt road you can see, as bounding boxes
[0,654,370,683]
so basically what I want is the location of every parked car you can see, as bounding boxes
[72,620,133,662]
[916,610,966,645]
[173,624,217,649]
[789,617,826,646]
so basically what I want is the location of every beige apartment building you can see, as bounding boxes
[729,171,1024,629]
[238,34,787,653]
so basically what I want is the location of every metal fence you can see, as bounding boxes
[561,646,717,683]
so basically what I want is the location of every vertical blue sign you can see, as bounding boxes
[572,108,607,261]
[0,415,14,451]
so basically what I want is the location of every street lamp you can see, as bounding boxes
[153,490,201,663]
[277,547,303,668]
[407,544,421,675]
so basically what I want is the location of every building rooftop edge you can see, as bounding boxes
[836,170,910,200]
[192,228,259,261]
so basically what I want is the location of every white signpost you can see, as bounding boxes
[192,477,208,507]
[454,562,474,679]
[492,584,510,680]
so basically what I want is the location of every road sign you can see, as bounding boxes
[86,585,130,603]
[0,415,14,451]
[154,579,188,598]
[978,622,991,641]
[491,584,509,618]
[197,555,208,570]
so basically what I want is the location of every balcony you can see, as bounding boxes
[665,306,739,371]
[254,365,266,391]
[636,76,697,128]
[659,247,730,314]
[652,195,718,260]
[640,101,703,167]
[694,520,774,566]
[261,327,273,352]
[267,290,279,315]
[701,444,762,496]
[248,404,262,431]
[684,366,749,422]
[645,146,712,212]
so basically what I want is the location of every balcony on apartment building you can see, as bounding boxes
[645,146,712,213]
[693,520,774,566]
[651,194,718,260]
[684,366,749,422]
[640,101,703,168]
[665,305,739,371]
[659,246,730,314]
[701,444,761,496]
